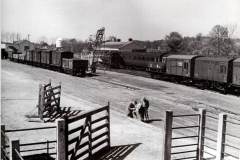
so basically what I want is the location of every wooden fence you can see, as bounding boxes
[38,80,61,120]
[56,104,111,160]
[1,125,57,160]
[163,109,240,160]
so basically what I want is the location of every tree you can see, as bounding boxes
[165,32,183,53]
[209,25,235,56]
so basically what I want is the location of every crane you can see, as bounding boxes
[84,27,105,73]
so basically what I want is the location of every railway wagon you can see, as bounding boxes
[32,50,42,66]
[18,53,26,63]
[166,55,199,78]
[51,51,73,70]
[62,58,88,76]
[194,57,234,88]
[25,51,33,64]
[41,50,52,67]
[12,53,19,62]
[232,58,240,87]
[120,51,162,70]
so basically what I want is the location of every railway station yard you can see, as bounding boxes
[2,60,240,159]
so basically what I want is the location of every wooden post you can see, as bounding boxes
[216,113,227,160]
[10,139,20,160]
[56,119,66,160]
[163,110,173,160]
[1,125,6,158]
[38,84,45,120]
[107,102,111,150]
[88,116,93,159]
[198,109,206,160]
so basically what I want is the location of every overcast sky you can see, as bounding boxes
[1,0,240,42]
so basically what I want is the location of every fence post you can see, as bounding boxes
[163,110,173,160]
[38,84,45,120]
[198,109,206,160]
[107,102,111,150]
[57,119,66,160]
[1,125,6,158]
[10,139,20,160]
[216,113,227,160]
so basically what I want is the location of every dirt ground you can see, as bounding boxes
[1,60,240,159]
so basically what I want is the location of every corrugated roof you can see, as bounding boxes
[233,58,240,63]
[196,57,234,62]
[167,55,199,60]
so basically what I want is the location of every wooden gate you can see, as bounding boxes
[38,80,61,120]
[64,104,111,160]
[1,125,10,160]
[163,109,206,160]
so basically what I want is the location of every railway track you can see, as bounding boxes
[98,67,240,96]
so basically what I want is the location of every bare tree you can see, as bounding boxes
[209,24,236,56]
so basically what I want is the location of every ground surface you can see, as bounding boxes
[1,60,240,159]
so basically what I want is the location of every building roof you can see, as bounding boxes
[196,57,234,62]
[233,58,240,63]
[167,55,199,60]
[100,41,133,49]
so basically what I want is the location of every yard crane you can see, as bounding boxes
[87,27,105,73]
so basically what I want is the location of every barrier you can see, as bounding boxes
[1,125,57,160]
[37,80,61,120]
[163,110,240,160]
[57,103,111,160]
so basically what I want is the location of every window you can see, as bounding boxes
[220,65,226,73]
[183,62,188,70]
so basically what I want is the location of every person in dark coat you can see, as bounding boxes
[142,97,149,121]
[127,101,137,118]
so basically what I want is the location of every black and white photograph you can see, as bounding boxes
[1,0,240,159]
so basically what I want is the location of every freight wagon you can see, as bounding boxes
[41,50,52,68]
[51,51,73,71]
[232,58,240,87]
[194,57,234,90]
[166,55,200,79]
[62,58,88,76]
[32,50,42,66]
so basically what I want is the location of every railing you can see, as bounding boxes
[164,110,204,160]
[164,109,240,160]
[221,114,240,159]
[56,104,111,160]
[1,125,57,160]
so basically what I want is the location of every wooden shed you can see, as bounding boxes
[232,58,240,86]
[166,55,199,78]
[194,57,234,83]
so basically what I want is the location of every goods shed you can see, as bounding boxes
[166,55,199,78]
[194,57,234,84]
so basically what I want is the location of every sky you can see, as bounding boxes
[1,0,240,43]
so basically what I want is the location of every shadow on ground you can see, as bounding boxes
[98,143,141,160]
[144,118,162,123]
[23,153,54,160]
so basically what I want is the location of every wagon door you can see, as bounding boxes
[233,61,240,86]
[183,60,190,77]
